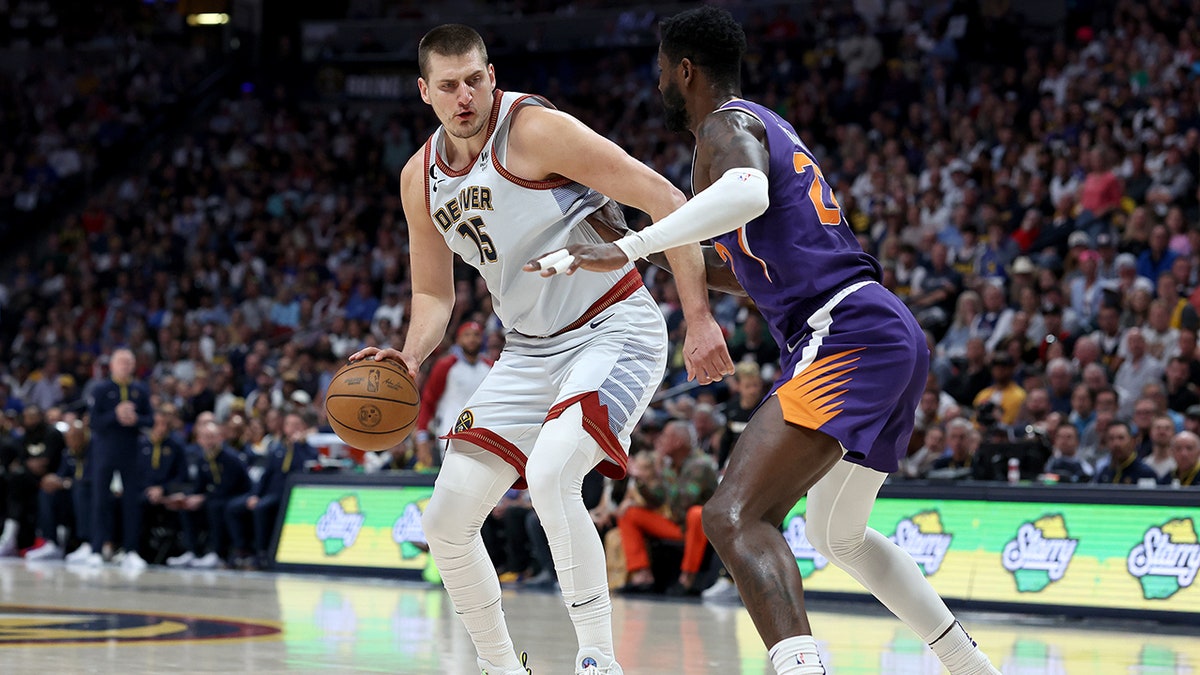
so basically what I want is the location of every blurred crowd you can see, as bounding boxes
[0,0,1198,590]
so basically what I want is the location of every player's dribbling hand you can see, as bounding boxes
[683,314,735,385]
[348,347,420,379]
[524,243,629,277]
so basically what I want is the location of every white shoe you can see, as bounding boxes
[83,552,104,567]
[190,551,221,569]
[700,576,741,603]
[121,552,148,571]
[65,543,93,564]
[166,551,196,568]
[480,651,532,675]
[0,535,16,558]
[575,648,622,675]
[25,541,63,561]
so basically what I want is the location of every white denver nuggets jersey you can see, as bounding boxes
[423,90,634,337]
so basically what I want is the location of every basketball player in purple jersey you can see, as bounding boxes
[528,7,999,674]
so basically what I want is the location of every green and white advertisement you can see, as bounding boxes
[275,485,435,573]
[784,496,1200,615]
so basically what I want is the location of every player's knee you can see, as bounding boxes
[421,492,474,551]
[805,516,833,560]
[700,498,738,546]
[805,518,862,563]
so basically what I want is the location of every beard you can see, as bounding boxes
[662,81,690,133]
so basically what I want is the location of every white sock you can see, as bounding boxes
[566,593,615,666]
[0,518,16,541]
[769,635,825,675]
[929,621,1000,674]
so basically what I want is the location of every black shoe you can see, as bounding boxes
[665,582,700,598]
[618,581,656,595]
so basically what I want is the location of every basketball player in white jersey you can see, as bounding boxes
[350,24,733,675]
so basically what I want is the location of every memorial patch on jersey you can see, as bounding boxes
[454,410,475,433]
[0,605,280,646]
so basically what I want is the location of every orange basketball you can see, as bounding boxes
[325,359,420,451]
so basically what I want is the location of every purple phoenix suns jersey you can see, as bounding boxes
[705,98,882,348]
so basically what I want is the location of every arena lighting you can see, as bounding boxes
[186,12,229,26]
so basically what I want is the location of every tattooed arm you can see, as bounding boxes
[531,111,768,282]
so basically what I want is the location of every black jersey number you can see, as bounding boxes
[457,216,497,265]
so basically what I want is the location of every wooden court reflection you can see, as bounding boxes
[0,560,1195,674]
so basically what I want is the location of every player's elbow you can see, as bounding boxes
[728,167,770,220]
[665,184,687,211]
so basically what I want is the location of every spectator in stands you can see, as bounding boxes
[1078,146,1122,226]
[715,361,765,472]
[928,420,983,480]
[1114,329,1164,419]
[973,351,1027,427]
[1137,225,1179,287]
[1143,415,1178,481]
[165,419,251,569]
[1089,305,1124,370]
[1170,356,1200,414]
[690,403,722,458]
[944,337,991,406]
[899,423,944,479]
[225,412,315,569]
[1094,421,1158,485]
[86,348,153,568]
[1044,424,1092,483]
[1143,300,1179,361]
[1045,358,1075,415]
[1164,431,1200,487]
[616,420,716,596]
[1069,250,1104,331]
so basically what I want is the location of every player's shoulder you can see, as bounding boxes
[697,105,765,146]
[509,99,575,135]
[399,145,429,186]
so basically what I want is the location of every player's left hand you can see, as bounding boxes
[524,243,629,276]
[683,314,735,385]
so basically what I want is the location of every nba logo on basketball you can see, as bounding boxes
[367,369,380,392]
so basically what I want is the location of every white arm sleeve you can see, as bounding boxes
[613,167,769,262]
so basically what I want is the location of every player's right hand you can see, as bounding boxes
[348,347,420,379]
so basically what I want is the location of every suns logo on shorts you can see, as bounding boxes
[454,410,475,433]
[0,605,279,645]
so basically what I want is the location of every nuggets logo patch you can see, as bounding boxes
[454,410,474,433]
[0,605,279,646]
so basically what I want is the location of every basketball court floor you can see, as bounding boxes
[0,559,1195,674]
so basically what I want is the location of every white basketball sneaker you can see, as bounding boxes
[479,650,532,674]
[65,542,93,564]
[25,541,63,561]
[575,648,623,675]
[166,551,196,567]
[190,552,221,569]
